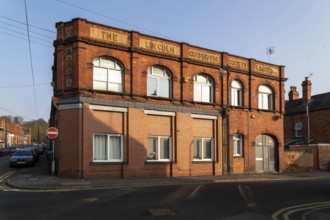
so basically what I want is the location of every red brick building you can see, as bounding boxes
[285,77,330,145]
[0,117,31,147]
[50,18,286,179]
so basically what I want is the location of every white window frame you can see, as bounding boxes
[233,134,243,157]
[193,74,213,103]
[231,80,243,106]
[147,66,171,98]
[295,122,302,137]
[193,137,213,161]
[147,136,171,162]
[93,134,123,162]
[258,85,273,110]
[93,57,123,93]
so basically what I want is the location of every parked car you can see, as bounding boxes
[0,148,9,156]
[7,147,16,154]
[38,145,45,155]
[25,147,40,162]
[9,149,36,167]
[46,149,53,161]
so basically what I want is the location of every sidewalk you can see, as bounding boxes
[5,155,330,191]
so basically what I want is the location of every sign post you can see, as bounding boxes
[47,127,58,175]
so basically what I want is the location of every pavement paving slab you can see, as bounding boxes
[4,155,330,191]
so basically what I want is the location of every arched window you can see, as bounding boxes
[231,80,243,106]
[147,66,171,98]
[93,57,123,92]
[258,85,273,110]
[193,74,213,103]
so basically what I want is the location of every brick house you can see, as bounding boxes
[285,77,330,145]
[50,18,286,179]
[0,117,31,147]
[284,77,330,172]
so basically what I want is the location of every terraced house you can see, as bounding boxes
[50,18,286,179]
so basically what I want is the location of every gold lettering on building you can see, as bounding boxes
[139,38,180,56]
[188,49,220,64]
[90,27,128,44]
[227,57,248,71]
[255,64,279,76]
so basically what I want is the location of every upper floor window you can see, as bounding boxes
[258,85,273,110]
[147,66,171,98]
[295,121,302,137]
[231,80,243,106]
[194,74,213,103]
[93,57,123,93]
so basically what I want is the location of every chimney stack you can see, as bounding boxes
[302,77,312,104]
[288,86,299,101]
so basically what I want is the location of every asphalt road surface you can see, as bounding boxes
[1,155,330,219]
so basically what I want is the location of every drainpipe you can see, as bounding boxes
[226,115,231,174]
[226,69,231,174]
[306,103,311,144]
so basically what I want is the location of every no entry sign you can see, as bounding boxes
[47,127,59,139]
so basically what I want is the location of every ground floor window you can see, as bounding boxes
[193,137,213,161]
[93,134,123,162]
[233,134,243,157]
[147,136,171,161]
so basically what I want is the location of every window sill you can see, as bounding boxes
[146,96,171,101]
[193,101,214,105]
[145,160,172,164]
[257,109,275,113]
[233,155,244,158]
[192,160,213,164]
[230,105,245,110]
[91,89,123,95]
[90,161,126,165]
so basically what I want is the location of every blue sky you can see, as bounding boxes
[0,0,329,121]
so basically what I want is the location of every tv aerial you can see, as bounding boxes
[266,47,275,63]
[307,72,313,79]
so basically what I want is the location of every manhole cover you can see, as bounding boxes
[148,208,176,216]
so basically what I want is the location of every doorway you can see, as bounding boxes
[255,134,278,173]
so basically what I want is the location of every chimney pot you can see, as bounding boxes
[302,77,312,104]
[288,86,299,101]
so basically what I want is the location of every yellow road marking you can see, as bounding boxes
[301,205,330,220]
[272,201,330,220]
[0,171,15,183]
[283,203,330,220]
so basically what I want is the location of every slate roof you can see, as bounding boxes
[285,92,330,115]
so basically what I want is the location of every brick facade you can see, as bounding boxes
[285,109,330,144]
[284,144,330,172]
[0,117,31,147]
[285,78,330,145]
[51,18,286,179]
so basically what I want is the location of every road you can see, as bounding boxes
[0,154,14,185]
[1,155,330,219]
